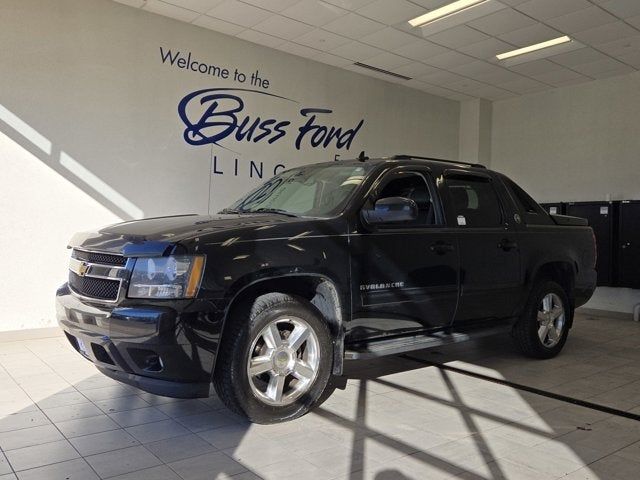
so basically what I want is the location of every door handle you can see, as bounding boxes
[498,239,518,251]
[429,241,454,255]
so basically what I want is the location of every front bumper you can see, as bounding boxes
[56,284,219,398]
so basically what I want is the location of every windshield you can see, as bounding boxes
[224,163,372,217]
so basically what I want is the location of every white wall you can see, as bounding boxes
[491,72,640,203]
[0,0,461,331]
[491,73,640,314]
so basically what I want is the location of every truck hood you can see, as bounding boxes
[68,213,303,257]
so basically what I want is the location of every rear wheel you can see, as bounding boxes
[512,280,571,359]
[213,293,333,423]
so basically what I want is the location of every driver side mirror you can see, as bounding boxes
[361,196,418,225]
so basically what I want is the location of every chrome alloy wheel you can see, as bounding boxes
[537,293,565,348]
[246,317,320,406]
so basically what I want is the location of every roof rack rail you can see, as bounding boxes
[392,154,486,169]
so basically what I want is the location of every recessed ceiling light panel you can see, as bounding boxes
[496,36,573,60]
[410,0,507,37]
[408,0,489,28]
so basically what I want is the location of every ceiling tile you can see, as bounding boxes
[418,70,468,86]
[596,34,640,56]
[617,50,640,68]
[392,62,440,78]
[509,58,563,75]
[312,51,353,67]
[329,40,383,60]
[206,1,272,27]
[281,1,348,26]
[419,83,474,101]
[498,77,549,93]
[424,51,476,69]
[545,6,618,34]
[553,76,591,87]
[467,8,536,36]
[192,15,246,33]
[470,68,524,84]
[549,47,610,67]
[426,25,490,49]
[588,64,635,79]
[408,0,454,9]
[599,0,640,18]
[252,15,315,39]
[165,0,224,13]
[113,0,145,7]
[275,41,321,58]
[392,40,448,61]
[515,0,591,21]
[236,28,286,47]
[143,0,201,22]
[450,60,502,77]
[365,52,412,70]
[529,67,590,86]
[322,13,385,38]
[498,23,562,47]
[627,14,640,29]
[323,0,377,10]
[294,28,351,50]
[446,77,491,94]
[239,0,300,12]
[360,27,418,50]
[572,21,639,45]
[458,37,515,60]
[571,57,630,76]
[356,0,424,25]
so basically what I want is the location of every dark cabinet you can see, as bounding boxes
[618,201,640,289]
[566,202,617,286]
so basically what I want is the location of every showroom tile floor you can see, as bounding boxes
[1,310,640,480]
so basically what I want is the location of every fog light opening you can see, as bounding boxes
[143,354,164,372]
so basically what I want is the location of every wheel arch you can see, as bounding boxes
[530,261,577,326]
[216,273,346,376]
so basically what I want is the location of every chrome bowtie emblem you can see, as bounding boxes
[69,258,90,277]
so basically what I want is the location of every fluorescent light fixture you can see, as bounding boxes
[496,36,572,60]
[408,0,489,27]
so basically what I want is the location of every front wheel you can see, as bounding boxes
[512,280,571,359]
[213,293,333,423]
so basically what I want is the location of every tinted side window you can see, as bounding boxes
[503,177,554,225]
[376,173,437,227]
[505,178,539,213]
[447,176,503,227]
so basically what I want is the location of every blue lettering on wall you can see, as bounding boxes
[178,88,364,151]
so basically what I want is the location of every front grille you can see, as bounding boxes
[72,249,127,267]
[69,271,120,300]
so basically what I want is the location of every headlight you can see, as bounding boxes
[128,255,205,299]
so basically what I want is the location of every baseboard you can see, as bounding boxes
[0,327,63,343]
[576,307,634,321]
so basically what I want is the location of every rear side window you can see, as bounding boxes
[505,178,540,214]
[446,175,503,227]
[503,177,554,225]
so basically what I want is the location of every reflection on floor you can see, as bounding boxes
[1,310,639,479]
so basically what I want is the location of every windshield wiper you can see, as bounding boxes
[251,208,299,217]
[219,208,243,214]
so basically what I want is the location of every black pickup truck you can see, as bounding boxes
[57,155,596,423]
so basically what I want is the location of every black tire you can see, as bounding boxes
[512,280,571,359]
[213,293,333,424]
